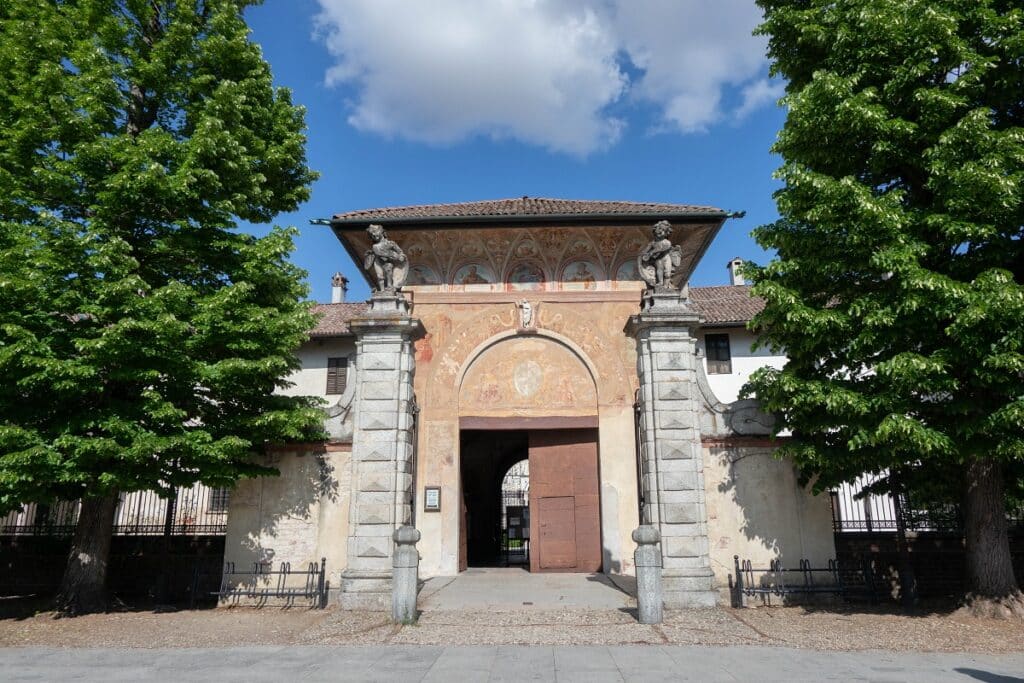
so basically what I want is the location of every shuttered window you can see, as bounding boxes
[326,357,348,394]
[704,334,732,374]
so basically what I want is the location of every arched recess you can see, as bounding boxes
[457,332,599,421]
[422,303,635,411]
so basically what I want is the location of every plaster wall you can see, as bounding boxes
[280,338,357,399]
[698,326,785,404]
[703,444,836,594]
[222,445,352,601]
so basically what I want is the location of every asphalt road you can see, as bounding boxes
[2,645,1022,682]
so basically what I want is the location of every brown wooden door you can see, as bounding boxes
[528,429,601,572]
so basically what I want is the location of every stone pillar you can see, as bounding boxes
[340,293,423,610]
[392,526,420,623]
[627,289,717,608]
[633,525,663,624]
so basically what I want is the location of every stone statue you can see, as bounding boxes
[517,299,533,328]
[364,224,408,292]
[638,220,683,290]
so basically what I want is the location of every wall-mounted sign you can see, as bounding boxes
[424,486,441,512]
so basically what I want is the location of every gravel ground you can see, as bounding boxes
[1,603,1022,653]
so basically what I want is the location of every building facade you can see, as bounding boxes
[223,198,835,608]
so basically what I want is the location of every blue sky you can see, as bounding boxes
[243,1,786,302]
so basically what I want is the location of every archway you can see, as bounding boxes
[457,335,602,573]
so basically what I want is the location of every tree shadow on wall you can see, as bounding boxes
[715,447,963,616]
[222,447,339,608]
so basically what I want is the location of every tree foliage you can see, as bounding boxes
[0,0,322,515]
[748,0,1024,607]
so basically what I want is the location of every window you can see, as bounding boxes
[208,487,230,514]
[326,356,348,394]
[705,334,732,374]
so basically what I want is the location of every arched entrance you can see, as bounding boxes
[457,334,601,573]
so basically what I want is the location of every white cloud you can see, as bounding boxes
[315,0,774,154]
[734,78,786,122]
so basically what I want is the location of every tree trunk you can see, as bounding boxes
[55,494,118,616]
[891,483,918,609]
[962,458,1024,618]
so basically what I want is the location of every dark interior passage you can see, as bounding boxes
[459,430,529,568]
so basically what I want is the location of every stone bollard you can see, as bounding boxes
[633,525,663,624]
[392,526,421,623]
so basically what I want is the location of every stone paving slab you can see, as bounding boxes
[419,569,634,611]
[3,645,1023,682]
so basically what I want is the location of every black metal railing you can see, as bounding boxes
[729,555,879,607]
[830,476,1024,533]
[1,485,230,537]
[210,558,327,608]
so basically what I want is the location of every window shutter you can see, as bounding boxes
[704,334,732,374]
[326,357,348,394]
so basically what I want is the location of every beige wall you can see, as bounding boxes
[703,443,835,594]
[223,445,352,599]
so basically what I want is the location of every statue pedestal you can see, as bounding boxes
[627,288,717,608]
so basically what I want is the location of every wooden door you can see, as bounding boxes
[528,429,601,572]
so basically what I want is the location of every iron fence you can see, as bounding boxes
[729,554,879,607]
[830,475,1024,533]
[1,484,230,537]
[211,557,327,607]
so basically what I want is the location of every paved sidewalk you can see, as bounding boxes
[419,569,634,611]
[2,645,1022,682]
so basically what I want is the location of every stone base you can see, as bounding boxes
[662,569,718,608]
[339,570,392,611]
[367,291,410,315]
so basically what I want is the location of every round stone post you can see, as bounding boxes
[633,525,663,624]
[392,526,420,623]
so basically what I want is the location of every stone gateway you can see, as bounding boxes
[223,198,835,609]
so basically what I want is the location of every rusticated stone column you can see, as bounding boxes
[340,293,423,610]
[627,289,716,608]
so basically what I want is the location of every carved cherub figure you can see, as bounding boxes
[364,224,408,291]
[638,220,682,289]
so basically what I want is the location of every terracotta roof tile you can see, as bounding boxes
[309,302,368,338]
[690,285,763,326]
[308,286,762,337]
[332,197,725,223]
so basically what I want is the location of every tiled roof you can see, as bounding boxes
[307,286,762,337]
[690,285,764,325]
[332,197,726,223]
[309,302,368,338]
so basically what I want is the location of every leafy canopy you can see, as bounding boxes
[0,0,323,511]
[746,0,1024,491]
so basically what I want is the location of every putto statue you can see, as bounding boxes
[638,220,682,290]
[364,224,408,292]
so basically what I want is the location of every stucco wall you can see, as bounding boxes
[698,326,786,404]
[280,338,357,399]
[703,443,835,594]
[222,445,352,601]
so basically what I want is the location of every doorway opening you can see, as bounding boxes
[459,430,529,568]
[459,427,602,573]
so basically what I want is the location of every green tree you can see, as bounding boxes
[748,0,1024,617]
[0,0,322,614]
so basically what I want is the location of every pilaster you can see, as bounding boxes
[627,289,717,607]
[340,293,423,610]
